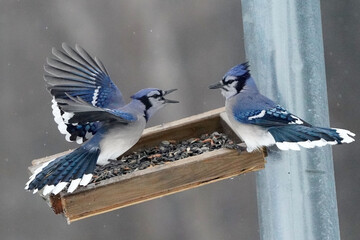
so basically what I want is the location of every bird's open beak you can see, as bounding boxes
[209,82,223,89]
[164,89,177,95]
[163,89,179,103]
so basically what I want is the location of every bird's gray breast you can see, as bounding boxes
[97,117,146,165]
[225,97,276,152]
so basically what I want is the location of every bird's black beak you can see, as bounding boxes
[163,89,179,103]
[164,89,177,95]
[209,82,223,89]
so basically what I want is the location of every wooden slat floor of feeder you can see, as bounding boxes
[28,107,266,223]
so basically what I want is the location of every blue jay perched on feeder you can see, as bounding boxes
[209,62,355,152]
[25,44,178,195]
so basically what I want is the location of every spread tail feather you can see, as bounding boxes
[25,146,100,195]
[268,125,355,151]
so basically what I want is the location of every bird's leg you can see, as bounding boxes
[235,143,247,153]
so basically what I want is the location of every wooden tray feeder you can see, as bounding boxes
[28,107,266,223]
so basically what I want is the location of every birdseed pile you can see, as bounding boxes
[91,132,239,183]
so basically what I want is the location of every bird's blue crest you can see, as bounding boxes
[131,88,160,99]
[224,62,250,77]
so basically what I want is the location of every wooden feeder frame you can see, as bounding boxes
[29,107,266,223]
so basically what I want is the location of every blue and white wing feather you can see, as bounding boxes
[57,94,137,124]
[234,105,355,150]
[45,43,125,143]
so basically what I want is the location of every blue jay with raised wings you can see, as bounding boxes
[209,62,355,152]
[25,44,178,195]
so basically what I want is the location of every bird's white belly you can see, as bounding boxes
[225,108,275,152]
[97,119,146,165]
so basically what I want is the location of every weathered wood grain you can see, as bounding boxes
[57,148,265,223]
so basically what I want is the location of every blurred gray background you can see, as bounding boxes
[0,1,358,239]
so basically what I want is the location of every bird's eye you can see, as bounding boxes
[227,80,234,84]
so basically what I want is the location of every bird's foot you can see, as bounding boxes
[225,142,247,153]
[235,143,247,153]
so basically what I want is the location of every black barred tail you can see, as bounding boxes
[25,146,100,195]
[268,125,355,151]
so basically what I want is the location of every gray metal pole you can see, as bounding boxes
[240,1,341,239]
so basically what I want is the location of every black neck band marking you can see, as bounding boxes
[236,72,250,92]
[138,96,152,122]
